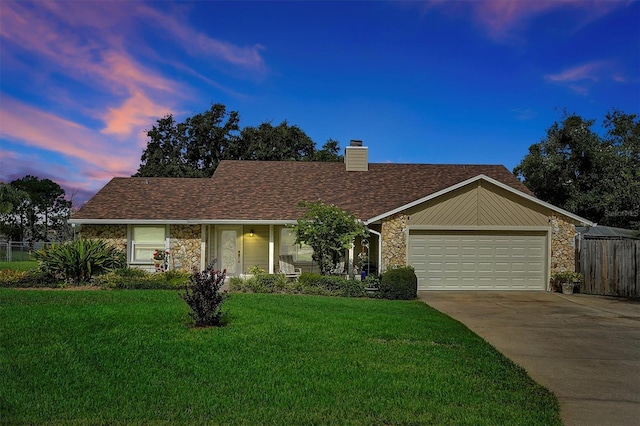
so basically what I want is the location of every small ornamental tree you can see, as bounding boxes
[290,201,368,275]
[181,263,228,327]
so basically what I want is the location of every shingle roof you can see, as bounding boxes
[71,178,218,220]
[72,161,533,222]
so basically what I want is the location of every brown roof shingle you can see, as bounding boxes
[72,161,532,222]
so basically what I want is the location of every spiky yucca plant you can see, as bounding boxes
[33,239,125,284]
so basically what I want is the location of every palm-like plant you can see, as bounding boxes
[34,239,125,284]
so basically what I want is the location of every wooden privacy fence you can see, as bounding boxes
[578,239,640,297]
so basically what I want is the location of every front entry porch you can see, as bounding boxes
[203,224,380,278]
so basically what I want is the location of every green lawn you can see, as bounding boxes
[0,290,560,425]
[0,261,37,272]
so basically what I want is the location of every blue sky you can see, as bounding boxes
[1,0,638,206]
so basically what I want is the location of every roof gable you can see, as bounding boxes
[366,174,594,226]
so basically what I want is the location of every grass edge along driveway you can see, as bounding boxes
[0,290,561,425]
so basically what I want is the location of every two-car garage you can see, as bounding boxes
[376,176,589,291]
[408,230,548,290]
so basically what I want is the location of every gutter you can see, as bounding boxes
[67,219,297,225]
[366,227,383,274]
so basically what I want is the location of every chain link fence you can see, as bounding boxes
[0,241,54,262]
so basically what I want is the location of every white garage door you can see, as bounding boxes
[409,231,547,290]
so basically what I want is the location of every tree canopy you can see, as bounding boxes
[135,103,343,178]
[514,110,639,230]
[0,183,28,215]
[290,201,368,275]
[0,176,72,244]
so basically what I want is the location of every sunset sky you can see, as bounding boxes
[1,0,638,206]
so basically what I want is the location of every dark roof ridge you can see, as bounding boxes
[217,159,508,166]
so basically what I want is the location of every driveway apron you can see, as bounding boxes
[419,291,640,426]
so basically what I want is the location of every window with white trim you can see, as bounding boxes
[131,226,166,263]
[280,228,313,262]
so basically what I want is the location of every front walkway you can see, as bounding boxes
[419,291,640,426]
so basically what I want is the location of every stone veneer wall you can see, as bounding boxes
[381,213,407,271]
[550,214,576,274]
[81,224,127,253]
[169,224,201,272]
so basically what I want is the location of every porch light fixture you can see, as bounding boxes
[249,229,254,237]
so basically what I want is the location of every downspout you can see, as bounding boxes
[367,227,383,275]
[268,225,274,274]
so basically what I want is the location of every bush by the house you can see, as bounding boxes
[0,269,57,288]
[379,266,418,300]
[92,268,191,290]
[550,270,583,293]
[228,272,289,293]
[251,273,288,293]
[361,275,382,298]
[181,264,228,327]
[227,276,245,292]
[362,275,381,289]
[229,272,366,297]
[33,239,125,284]
[296,273,365,297]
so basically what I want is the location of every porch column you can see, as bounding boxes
[348,245,354,277]
[268,225,275,274]
[367,228,383,274]
[200,225,206,271]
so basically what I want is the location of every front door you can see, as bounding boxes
[217,226,243,276]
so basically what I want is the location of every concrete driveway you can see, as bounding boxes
[419,291,640,426]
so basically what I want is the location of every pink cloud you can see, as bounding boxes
[472,0,562,40]
[0,0,269,205]
[612,74,627,83]
[0,2,177,95]
[2,3,182,95]
[545,62,604,82]
[544,60,628,94]
[0,0,261,143]
[0,97,141,176]
[22,1,267,72]
[137,5,266,70]
[101,91,172,139]
[100,51,178,94]
[414,0,628,42]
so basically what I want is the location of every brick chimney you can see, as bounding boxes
[344,140,368,171]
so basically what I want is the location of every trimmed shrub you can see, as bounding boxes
[297,273,364,297]
[228,272,367,298]
[33,239,126,284]
[254,273,288,293]
[0,269,57,288]
[181,264,228,327]
[92,268,190,290]
[228,276,245,292]
[0,270,26,287]
[379,266,417,300]
[229,273,288,293]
